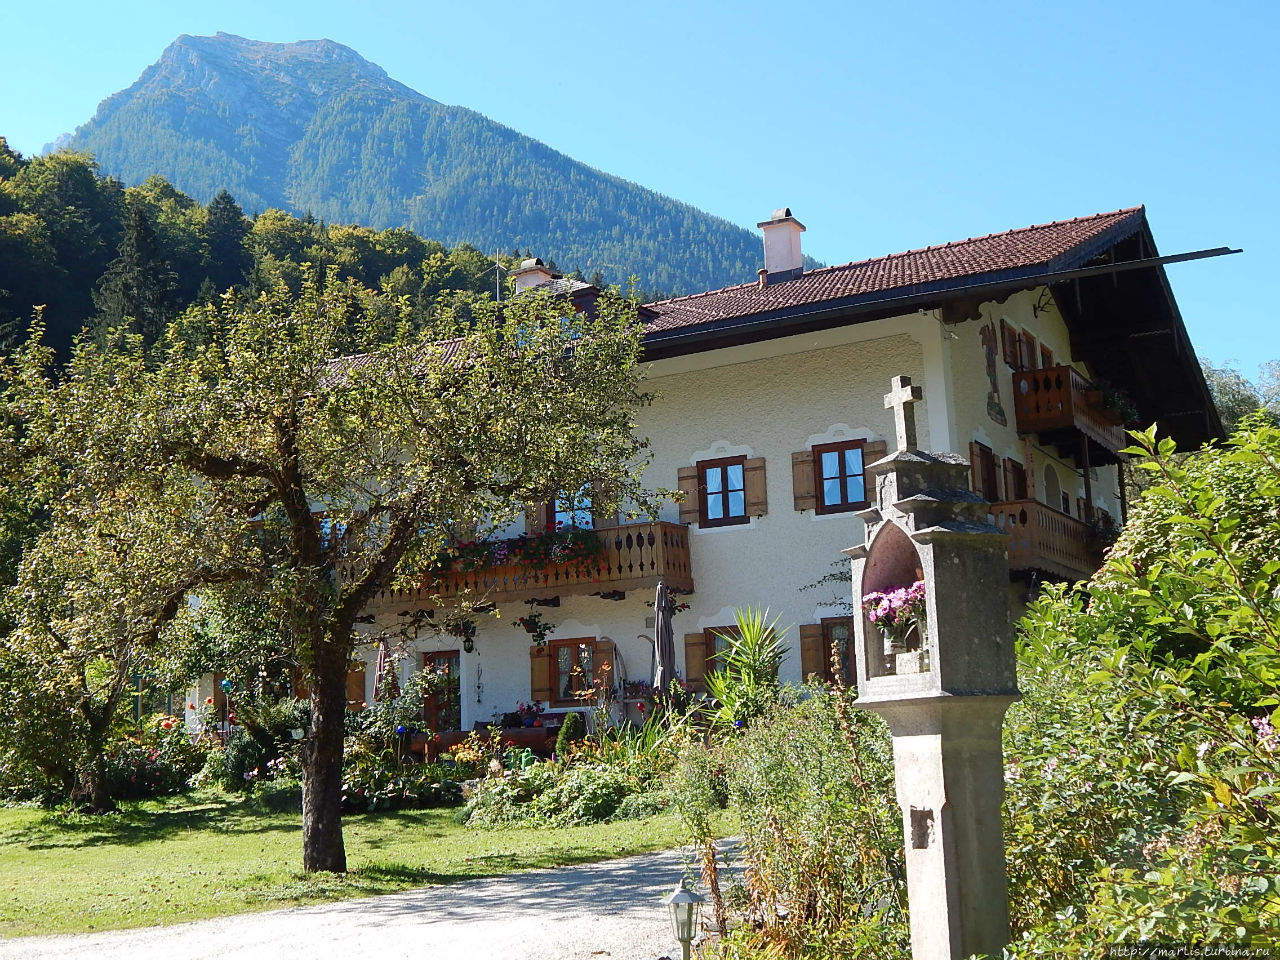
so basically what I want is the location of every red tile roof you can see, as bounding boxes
[643,207,1146,334]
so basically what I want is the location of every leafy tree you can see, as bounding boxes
[91,204,179,345]
[1202,359,1279,432]
[7,273,651,868]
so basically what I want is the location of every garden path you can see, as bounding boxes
[0,842,736,960]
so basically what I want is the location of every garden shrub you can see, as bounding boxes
[556,711,585,758]
[100,714,209,801]
[341,742,462,812]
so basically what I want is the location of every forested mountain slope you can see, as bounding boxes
[59,33,779,295]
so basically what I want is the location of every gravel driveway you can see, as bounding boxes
[0,843,734,960]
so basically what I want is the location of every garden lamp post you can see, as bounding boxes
[663,882,703,960]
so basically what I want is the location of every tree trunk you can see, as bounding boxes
[73,713,116,814]
[300,640,349,873]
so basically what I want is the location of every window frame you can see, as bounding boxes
[548,637,596,707]
[703,624,741,675]
[698,455,749,528]
[811,439,870,515]
[820,616,853,684]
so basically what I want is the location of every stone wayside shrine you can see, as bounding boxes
[846,376,1020,960]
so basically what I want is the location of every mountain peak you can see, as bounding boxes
[58,34,767,295]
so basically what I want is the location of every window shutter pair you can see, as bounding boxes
[678,458,767,526]
[529,639,615,703]
[790,440,886,512]
[799,623,825,680]
[968,442,1002,503]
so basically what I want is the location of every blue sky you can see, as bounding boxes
[2,0,1276,371]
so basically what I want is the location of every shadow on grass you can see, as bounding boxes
[3,794,301,850]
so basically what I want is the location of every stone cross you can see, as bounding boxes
[846,376,1019,960]
[884,375,923,451]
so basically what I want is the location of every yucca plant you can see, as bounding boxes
[705,606,789,730]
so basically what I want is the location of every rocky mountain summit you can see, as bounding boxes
[58,33,771,294]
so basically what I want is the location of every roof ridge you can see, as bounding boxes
[644,206,1145,309]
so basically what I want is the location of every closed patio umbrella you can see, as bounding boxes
[374,640,400,702]
[652,580,676,704]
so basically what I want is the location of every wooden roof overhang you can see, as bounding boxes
[641,223,1232,450]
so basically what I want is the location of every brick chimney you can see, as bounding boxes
[511,257,554,293]
[757,208,806,284]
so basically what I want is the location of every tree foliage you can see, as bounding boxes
[3,271,652,869]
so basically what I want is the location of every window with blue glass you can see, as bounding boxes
[553,487,593,529]
[813,440,868,514]
[698,456,748,527]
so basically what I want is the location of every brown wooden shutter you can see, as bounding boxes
[744,457,767,517]
[346,667,366,709]
[1000,320,1019,368]
[969,441,982,495]
[1003,458,1028,501]
[1041,344,1054,368]
[291,669,311,701]
[1019,331,1039,370]
[1076,497,1087,520]
[594,639,616,696]
[529,645,552,703]
[863,439,888,464]
[524,503,547,534]
[589,482,618,528]
[683,632,707,692]
[993,456,1006,503]
[791,450,816,512]
[799,624,824,681]
[676,466,700,525]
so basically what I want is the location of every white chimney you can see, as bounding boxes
[757,208,806,284]
[511,257,554,293]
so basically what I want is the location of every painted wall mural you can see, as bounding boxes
[978,322,1008,427]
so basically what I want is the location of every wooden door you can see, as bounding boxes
[422,650,462,734]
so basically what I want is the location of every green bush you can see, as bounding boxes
[100,715,209,801]
[556,711,585,758]
[341,743,462,812]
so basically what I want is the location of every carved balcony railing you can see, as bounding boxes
[378,521,694,607]
[1012,365,1126,465]
[991,499,1101,583]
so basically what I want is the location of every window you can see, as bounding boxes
[553,487,592,529]
[1002,457,1028,502]
[813,440,869,514]
[678,456,767,528]
[699,456,747,527]
[800,619,852,683]
[550,638,595,706]
[704,624,740,674]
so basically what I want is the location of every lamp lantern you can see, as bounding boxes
[663,882,703,960]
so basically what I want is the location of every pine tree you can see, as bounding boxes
[201,189,251,294]
[91,205,178,345]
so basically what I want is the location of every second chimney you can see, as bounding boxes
[756,208,806,284]
[511,257,555,293]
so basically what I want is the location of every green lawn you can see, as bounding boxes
[0,791,698,937]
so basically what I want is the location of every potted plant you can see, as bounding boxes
[514,609,554,646]
[516,700,544,727]
[862,580,927,669]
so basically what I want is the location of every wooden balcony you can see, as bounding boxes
[991,499,1101,583]
[418,521,694,604]
[1012,365,1126,466]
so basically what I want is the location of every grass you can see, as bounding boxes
[0,790,702,937]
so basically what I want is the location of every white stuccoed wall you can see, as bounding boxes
[353,291,1121,727]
